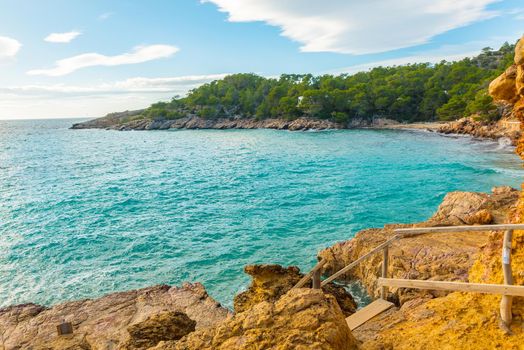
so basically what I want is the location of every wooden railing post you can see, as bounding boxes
[381,245,389,299]
[312,269,321,289]
[293,259,326,289]
[500,229,514,325]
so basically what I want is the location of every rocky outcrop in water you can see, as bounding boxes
[233,264,357,317]
[318,186,519,304]
[0,283,229,350]
[153,288,358,350]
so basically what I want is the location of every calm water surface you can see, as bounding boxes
[1,119,522,308]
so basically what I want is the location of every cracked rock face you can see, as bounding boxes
[490,34,524,158]
[0,283,230,350]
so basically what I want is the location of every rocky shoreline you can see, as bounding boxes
[71,112,522,146]
[71,114,345,131]
[2,186,521,349]
[436,117,521,145]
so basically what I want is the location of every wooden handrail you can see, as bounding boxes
[377,278,524,296]
[296,224,522,320]
[394,224,524,235]
[293,259,327,289]
[299,224,524,290]
[320,235,401,286]
[310,224,520,327]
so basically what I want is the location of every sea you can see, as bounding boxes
[1,118,523,308]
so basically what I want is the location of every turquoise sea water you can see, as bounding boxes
[1,118,523,309]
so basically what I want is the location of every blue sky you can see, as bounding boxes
[0,0,523,119]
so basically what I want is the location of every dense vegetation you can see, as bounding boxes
[144,42,515,124]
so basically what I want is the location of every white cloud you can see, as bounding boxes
[326,34,523,75]
[27,44,179,76]
[0,36,22,59]
[44,31,82,43]
[0,74,228,119]
[204,0,499,54]
[98,12,113,20]
[1,74,228,96]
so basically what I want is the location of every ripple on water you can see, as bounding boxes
[0,119,523,308]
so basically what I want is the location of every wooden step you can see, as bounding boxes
[345,299,394,331]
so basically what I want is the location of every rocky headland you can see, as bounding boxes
[6,33,524,350]
[71,113,345,131]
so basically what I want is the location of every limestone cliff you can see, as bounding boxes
[490,34,524,158]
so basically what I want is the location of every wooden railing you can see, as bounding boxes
[294,224,524,326]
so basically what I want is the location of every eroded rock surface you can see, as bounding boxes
[119,311,196,350]
[318,186,519,304]
[153,288,358,350]
[0,283,229,350]
[491,34,524,158]
[234,264,357,317]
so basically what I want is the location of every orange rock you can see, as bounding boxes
[154,289,358,350]
[0,284,229,350]
[489,65,518,102]
[233,264,357,317]
[514,34,524,66]
[517,65,524,97]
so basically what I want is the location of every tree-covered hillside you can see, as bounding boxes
[144,42,515,124]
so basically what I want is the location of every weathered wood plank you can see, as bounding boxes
[381,245,389,299]
[500,229,514,325]
[394,224,524,235]
[345,299,394,331]
[378,278,524,296]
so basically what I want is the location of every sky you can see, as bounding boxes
[0,0,523,119]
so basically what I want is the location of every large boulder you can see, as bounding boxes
[119,311,196,350]
[489,64,518,103]
[515,34,524,66]
[426,187,518,225]
[234,264,357,317]
[153,288,358,350]
[0,283,229,350]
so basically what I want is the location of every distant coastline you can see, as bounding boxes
[71,111,521,145]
